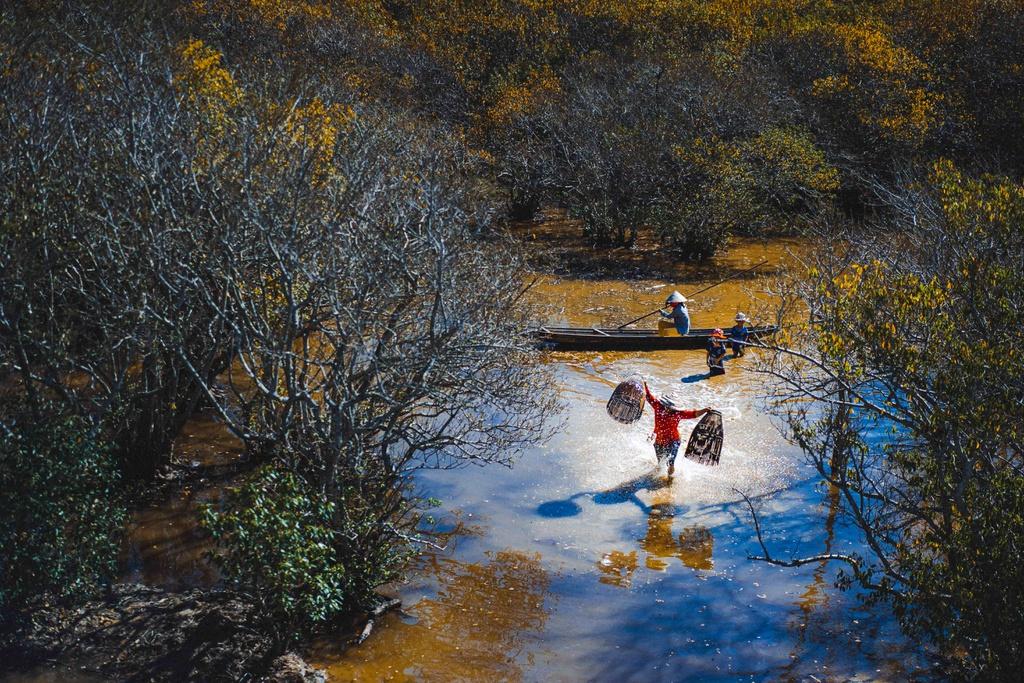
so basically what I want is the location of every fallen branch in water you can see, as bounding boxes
[370,596,401,618]
[733,488,887,592]
[354,596,401,646]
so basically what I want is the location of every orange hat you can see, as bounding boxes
[711,328,726,339]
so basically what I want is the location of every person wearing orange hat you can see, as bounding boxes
[707,328,727,375]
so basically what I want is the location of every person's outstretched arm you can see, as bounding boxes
[682,407,712,419]
[644,381,657,406]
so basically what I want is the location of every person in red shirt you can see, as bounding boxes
[644,381,711,475]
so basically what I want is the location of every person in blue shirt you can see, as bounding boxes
[729,312,750,357]
[707,328,727,375]
[661,291,690,335]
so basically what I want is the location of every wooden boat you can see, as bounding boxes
[533,325,779,352]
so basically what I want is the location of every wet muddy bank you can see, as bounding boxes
[0,584,324,683]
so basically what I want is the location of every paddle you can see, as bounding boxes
[616,260,770,330]
[616,307,667,330]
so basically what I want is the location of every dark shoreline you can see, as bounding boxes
[1,582,400,682]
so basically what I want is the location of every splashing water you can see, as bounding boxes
[312,240,934,682]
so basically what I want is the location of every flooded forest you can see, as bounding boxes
[2,2,1024,682]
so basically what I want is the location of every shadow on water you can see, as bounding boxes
[535,498,585,518]
[536,474,713,588]
[536,471,672,518]
[591,471,672,513]
[681,352,745,384]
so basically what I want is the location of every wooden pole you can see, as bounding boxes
[616,307,665,329]
[683,259,770,299]
[616,260,770,329]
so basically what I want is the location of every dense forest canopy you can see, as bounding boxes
[2,1,1024,680]
[10,1,1023,240]
[62,0,1023,245]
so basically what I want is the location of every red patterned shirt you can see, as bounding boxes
[645,385,699,445]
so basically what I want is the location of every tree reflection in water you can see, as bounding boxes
[598,482,714,587]
[312,549,551,682]
[777,484,841,681]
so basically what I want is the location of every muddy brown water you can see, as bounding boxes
[118,410,244,590]
[304,237,933,681]
[14,236,933,681]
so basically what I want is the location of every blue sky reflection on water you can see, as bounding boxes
[315,345,936,682]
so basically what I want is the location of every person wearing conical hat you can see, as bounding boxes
[707,328,727,376]
[660,291,690,336]
[643,381,710,476]
[729,312,750,357]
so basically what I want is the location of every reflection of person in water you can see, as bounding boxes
[640,496,714,571]
[598,488,713,587]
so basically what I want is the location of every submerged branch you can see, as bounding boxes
[734,488,890,594]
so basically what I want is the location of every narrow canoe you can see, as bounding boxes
[533,325,778,351]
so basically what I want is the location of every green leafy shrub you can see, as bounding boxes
[770,161,1024,678]
[675,127,838,242]
[201,466,349,646]
[0,413,126,617]
[646,199,727,261]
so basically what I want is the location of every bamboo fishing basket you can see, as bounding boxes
[606,375,646,424]
[684,410,723,466]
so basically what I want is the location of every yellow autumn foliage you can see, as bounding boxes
[482,66,561,128]
[812,161,1024,393]
[403,0,562,92]
[186,0,332,31]
[176,38,241,112]
[808,20,940,145]
[677,127,838,234]
[175,39,244,166]
[280,96,356,180]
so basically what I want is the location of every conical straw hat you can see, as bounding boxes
[665,291,688,304]
[660,394,685,411]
